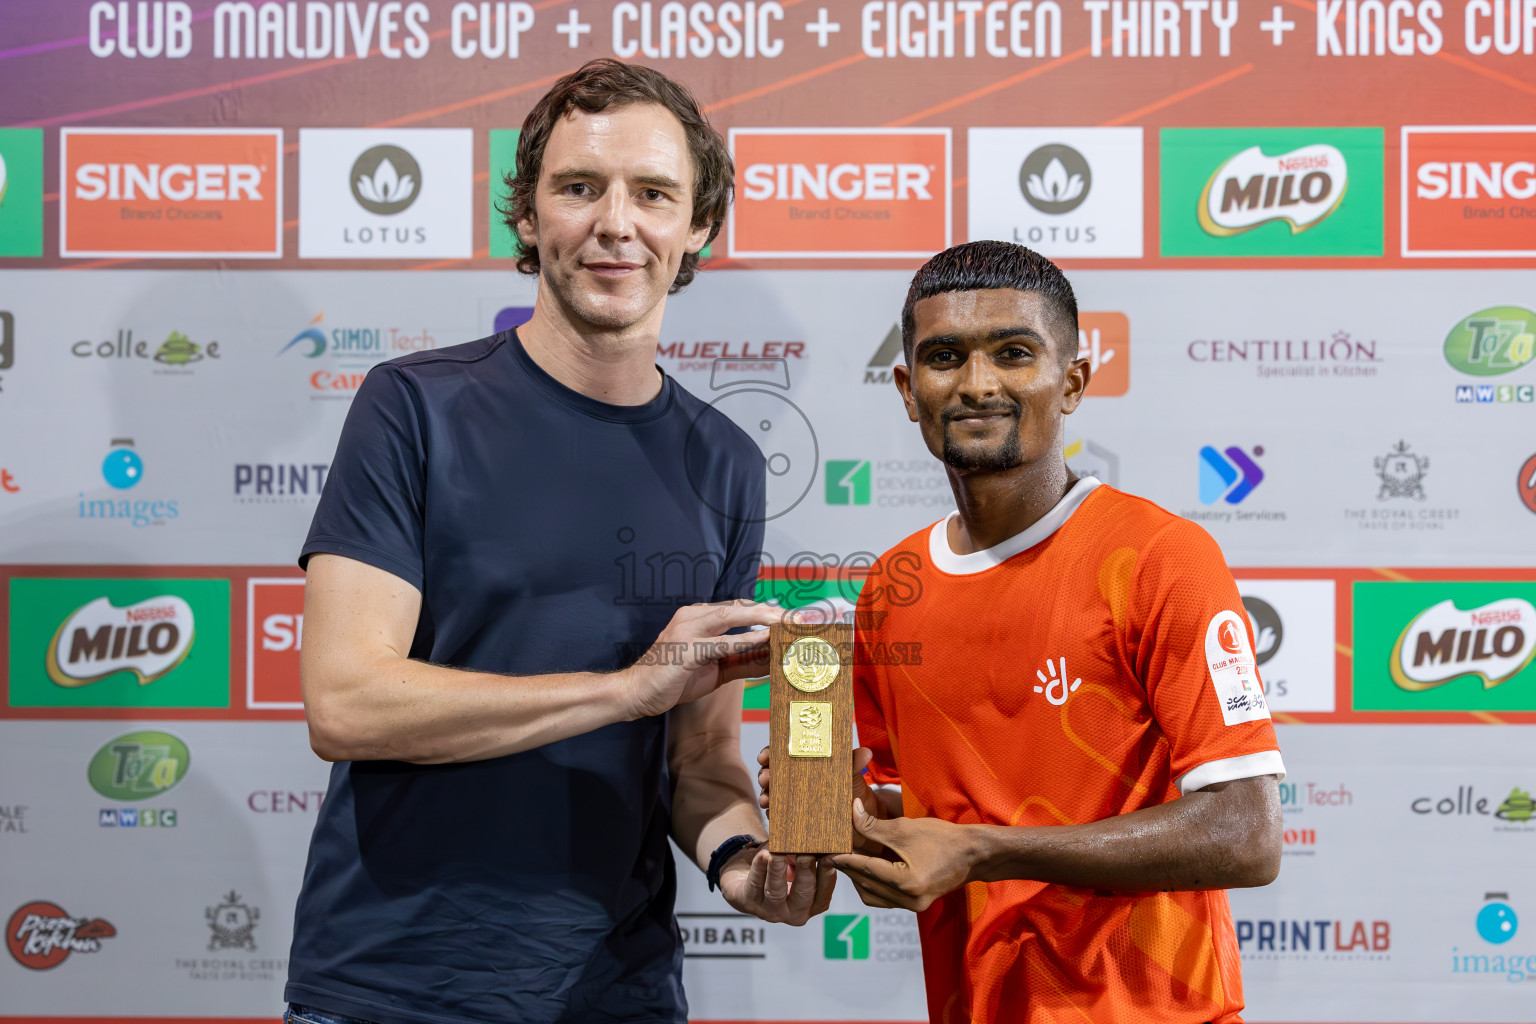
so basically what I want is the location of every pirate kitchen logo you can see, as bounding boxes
[1198,144,1347,237]
[46,595,194,687]
[6,902,116,970]
[1390,598,1536,692]
[207,891,258,951]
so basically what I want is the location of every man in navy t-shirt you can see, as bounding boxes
[284,61,835,1024]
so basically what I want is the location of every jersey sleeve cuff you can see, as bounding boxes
[1176,750,1286,796]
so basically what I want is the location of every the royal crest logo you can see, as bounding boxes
[1199,144,1347,236]
[46,595,195,687]
[6,902,116,970]
[1390,598,1536,692]
[206,891,259,951]
[1375,441,1428,501]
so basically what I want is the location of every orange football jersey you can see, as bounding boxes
[853,478,1284,1024]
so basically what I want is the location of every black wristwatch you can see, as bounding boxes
[706,834,763,891]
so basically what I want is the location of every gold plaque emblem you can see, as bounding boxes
[788,701,832,758]
[782,636,840,693]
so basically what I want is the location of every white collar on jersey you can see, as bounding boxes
[927,476,1102,575]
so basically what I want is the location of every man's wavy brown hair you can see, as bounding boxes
[497,59,732,294]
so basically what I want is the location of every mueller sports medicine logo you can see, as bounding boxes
[1390,598,1536,692]
[7,902,116,970]
[1403,127,1536,257]
[729,128,950,258]
[46,595,195,687]
[60,128,282,258]
[1199,143,1347,236]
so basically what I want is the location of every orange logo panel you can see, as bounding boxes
[1403,128,1536,257]
[248,579,304,707]
[1080,312,1130,397]
[729,130,950,258]
[61,129,282,258]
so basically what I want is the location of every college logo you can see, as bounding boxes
[1443,306,1536,377]
[7,902,116,970]
[0,128,44,256]
[206,891,259,952]
[967,128,1142,259]
[1519,454,1536,515]
[7,578,230,712]
[1411,785,1535,823]
[1375,441,1428,501]
[60,128,283,258]
[1198,445,1264,505]
[1160,128,1383,257]
[299,128,473,259]
[87,730,190,801]
[1205,609,1269,725]
[1403,127,1536,258]
[1354,582,1536,711]
[247,578,304,709]
[73,329,221,370]
[728,128,950,258]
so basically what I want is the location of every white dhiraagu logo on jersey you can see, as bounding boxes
[1034,657,1082,706]
[1205,609,1270,725]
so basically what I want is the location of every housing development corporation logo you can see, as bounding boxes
[1160,128,1383,257]
[729,128,951,258]
[822,911,920,962]
[825,914,870,959]
[826,460,871,505]
[7,902,116,970]
[1403,127,1536,257]
[60,128,283,258]
[967,127,1143,258]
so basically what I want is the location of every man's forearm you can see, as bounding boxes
[966,778,1282,892]
[669,682,766,870]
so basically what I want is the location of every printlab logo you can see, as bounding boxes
[1234,916,1390,960]
[350,145,420,215]
[1242,596,1282,667]
[1199,445,1264,505]
[824,914,870,959]
[1519,454,1536,516]
[206,891,258,951]
[1021,144,1091,214]
[234,462,329,504]
[6,902,116,970]
[80,438,180,528]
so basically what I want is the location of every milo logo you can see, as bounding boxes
[1391,598,1536,691]
[1199,144,1347,236]
[87,730,190,801]
[46,595,194,687]
[1443,307,1536,377]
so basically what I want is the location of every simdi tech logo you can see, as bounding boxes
[6,578,230,712]
[61,128,283,258]
[1160,128,1383,257]
[728,128,951,258]
[1353,582,1536,712]
[1403,126,1536,258]
[0,127,44,256]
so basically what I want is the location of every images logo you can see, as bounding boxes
[1443,307,1536,377]
[1160,128,1383,257]
[1375,441,1428,501]
[6,902,116,970]
[1477,893,1517,944]
[47,596,195,687]
[102,439,142,490]
[0,128,44,256]
[826,460,871,505]
[1199,445,1264,504]
[729,128,950,258]
[87,730,190,800]
[81,439,178,528]
[824,914,870,959]
[1519,454,1536,516]
[1403,127,1536,258]
[1389,598,1536,692]
[60,128,282,258]
[350,145,420,215]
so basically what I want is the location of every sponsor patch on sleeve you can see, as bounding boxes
[1205,609,1270,725]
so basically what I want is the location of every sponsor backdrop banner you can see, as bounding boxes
[1,3,1533,1023]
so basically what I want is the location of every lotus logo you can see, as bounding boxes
[1390,598,1536,692]
[1242,595,1283,667]
[1019,144,1091,215]
[1198,144,1347,236]
[349,145,421,215]
[46,595,195,687]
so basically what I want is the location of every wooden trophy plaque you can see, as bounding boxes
[767,621,853,855]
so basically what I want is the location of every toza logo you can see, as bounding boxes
[47,595,195,687]
[1390,598,1536,692]
[1199,445,1264,504]
[1375,441,1429,501]
[1443,307,1536,377]
[350,144,421,215]
[1199,144,1347,236]
[1020,144,1090,214]
[87,730,190,801]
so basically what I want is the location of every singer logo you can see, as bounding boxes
[247,578,304,709]
[728,128,950,258]
[61,128,283,258]
[1402,127,1536,258]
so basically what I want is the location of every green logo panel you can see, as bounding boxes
[824,913,871,959]
[88,730,191,800]
[0,128,44,257]
[1443,307,1536,377]
[488,129,520,259]
[1160,128,1383,257]
[826,460,872,505]
[8,578,230,709]
[1352,581,1536,711]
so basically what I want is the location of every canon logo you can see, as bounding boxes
[741,162,932,202]
[1416,161,1536,200]
[74,163,263,202]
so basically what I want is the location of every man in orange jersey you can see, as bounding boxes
[760,240,1284,1023]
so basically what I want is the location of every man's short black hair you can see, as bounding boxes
[900,241,1080,365]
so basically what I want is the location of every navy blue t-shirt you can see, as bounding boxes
[286,331,766,1024]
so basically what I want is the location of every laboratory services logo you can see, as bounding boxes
[1452,893,1536,984]
[1239,581,1336,712]
[299,129,472,259]
[1519,454,1536,515]
[7,578,230,711]
[1353,582,1536,711]
[7,902,117,970]
[72,329,221,374]
[233,462,328,504]
[1160,128,1383,257]
[79,439,179,528]
[60,128,282,258]
[823,457,950,511]
[247,577,304,709]
[823,911,921,962]
[1343,441,1461,532]
[177,891,284,982]
[1444,307,1535,395]
[0,128,44,256]
[1184,446,1285,526]
[728,128,951,258]
[1403,127,1536,258]
[967,127,1143,258]
[1186,329,1382,380]
[679,913,768,959]
[1235,916,1390,961]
